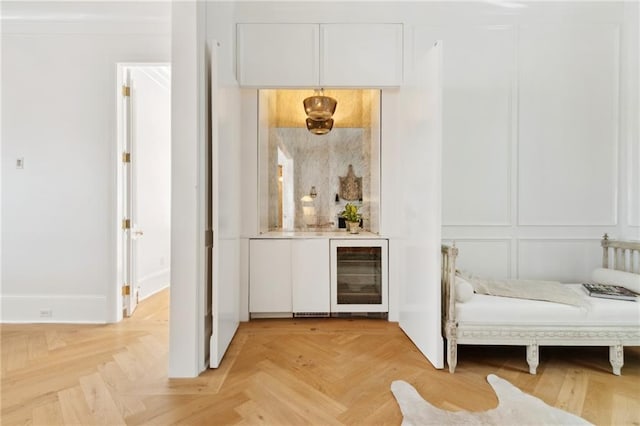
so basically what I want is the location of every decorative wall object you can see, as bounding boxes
[339,164,362,201]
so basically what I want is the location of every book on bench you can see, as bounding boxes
[582,283,639,301]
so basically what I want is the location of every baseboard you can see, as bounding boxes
[0,294,108,323]
[138,269,170,301]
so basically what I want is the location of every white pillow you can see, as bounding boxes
[591,268,640,294]
[454,275,475,303]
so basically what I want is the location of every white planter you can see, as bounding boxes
[347,221,360,234]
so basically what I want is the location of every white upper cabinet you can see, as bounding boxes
[237,23,320,87]
[320,24,403,87]
[237,23,403,87]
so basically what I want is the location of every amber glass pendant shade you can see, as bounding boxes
[306,118,334,135]
[303,95,337,121]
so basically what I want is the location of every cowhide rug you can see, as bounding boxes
[390,374,592,425]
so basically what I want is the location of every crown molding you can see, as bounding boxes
[1,1,171,34]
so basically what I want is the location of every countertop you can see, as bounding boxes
[253,230,385,239]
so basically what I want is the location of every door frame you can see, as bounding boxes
[114,62,171,322]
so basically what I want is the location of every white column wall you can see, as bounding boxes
[0,2,171,323]
[169,0,208,377]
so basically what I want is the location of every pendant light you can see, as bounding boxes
[305,117,334,135]
[303,89,337,135]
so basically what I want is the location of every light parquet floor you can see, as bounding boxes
[2,289,639,425]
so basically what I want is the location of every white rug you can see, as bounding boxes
[390,374,592,425]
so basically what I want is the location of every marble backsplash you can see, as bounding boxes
[266,127,373,231]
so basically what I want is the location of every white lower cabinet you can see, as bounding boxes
[291,239,330,314]
[249,238,387,317]
[249,239,330,316]
[249,239,292,314]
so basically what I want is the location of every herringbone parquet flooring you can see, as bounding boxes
[2,289,639,425]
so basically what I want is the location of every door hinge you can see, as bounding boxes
[122,219,131,230]
[122,284,131,296]
[122,152,131,163]
[205,229,214,248]
[122,85,130,97]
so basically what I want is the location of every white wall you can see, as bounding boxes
[0,2,171,322]
[207,1,638,323]
[438,2,639,281]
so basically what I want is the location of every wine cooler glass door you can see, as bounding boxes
[330,239,388,312]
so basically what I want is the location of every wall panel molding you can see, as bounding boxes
[627,132,640,227]
[441,18,631,282]
[443,238,512,278]
[517,23,620,227]
[418,25,515,226]
[624,3,639,229]
[517,238,602,282]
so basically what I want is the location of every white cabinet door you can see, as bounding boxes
[320,23,403,87]
[396,41,444,369]
[210,44,240,368]
[237,23,403,88]
[237,23,319,87]
[291,239,330,313]
[249,239,292,313]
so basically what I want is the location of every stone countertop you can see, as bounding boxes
[253,230,385,239]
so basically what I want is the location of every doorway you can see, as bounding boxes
[116,63,171,320]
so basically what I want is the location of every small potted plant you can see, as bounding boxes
[341,203,362,234]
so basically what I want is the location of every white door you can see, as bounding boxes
[209,42,240,368]
[397,41,444,368]
[122,65,171,317]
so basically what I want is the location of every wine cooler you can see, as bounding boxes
[330,239,388,313]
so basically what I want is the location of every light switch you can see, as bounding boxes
[16,158,24,169]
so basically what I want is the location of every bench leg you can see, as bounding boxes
[526,344,539,375]
[447,337,458,373]
[609,344,623,376]
[445,321,458,373]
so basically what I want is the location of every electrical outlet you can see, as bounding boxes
[16,158,24,169]
[39,309,52,318]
